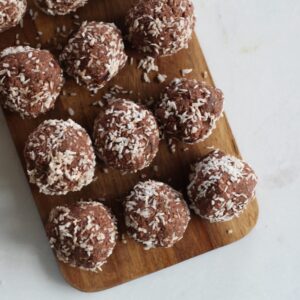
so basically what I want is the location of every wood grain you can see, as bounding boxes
[0,0,259,292]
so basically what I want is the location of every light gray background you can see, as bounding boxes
[0,0,299,299]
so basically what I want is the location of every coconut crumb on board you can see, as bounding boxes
[138,56,158,73]
[157,73,167,83]
[181,68,193,76]
[168,138,177,154]
[202,70,208,79]
[143,73,151,83]
[121,234,127,244]
[138,56,160,83]
[68,107,75,116]
[206,146,216,150]
[170,144,176,153]
[15,33,20,45]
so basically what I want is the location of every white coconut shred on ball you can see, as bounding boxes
[0,46,64,118]
[34,0,88,16]
[126,0,196,57]
[60,21,128,94]
[46,201,117,272]
[0,0,27,33]
[24,119,96,195]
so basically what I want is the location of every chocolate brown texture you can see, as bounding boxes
[24,119,96,195]
[46,201,117,272]
[188,150,257,223]
[124,180,190,249]
[126,0,195,57]
[0,46,64,118]
[155,78,224,144]
[60,21,127,94]
[93,99,160,172]
[0,0,26,33]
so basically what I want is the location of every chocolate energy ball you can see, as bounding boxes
[155,78,224,144]
[126,0,195,57]
[0,0,26,33]
[124,180,190,249]
[60,21,128,94]
[35,0,88,16]
[187,150,257,223]
[46,201,117,272]
[24,119,96,195]
[0,46,64,118]
[93,99,160,172]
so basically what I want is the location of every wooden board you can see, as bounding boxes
[0,0,259,293]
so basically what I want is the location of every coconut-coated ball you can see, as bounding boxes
[0,0,27,33]
[24,119,96,195]
[93,99,160,172]
[0,46,64,118]
[124,180,190,249]
[46,201,117,272]
[126,0,195,57]
[155,78,224,144]
[60,21,128,94]
[187,150,257,223]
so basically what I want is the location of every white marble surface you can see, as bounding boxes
[1,1,300,299]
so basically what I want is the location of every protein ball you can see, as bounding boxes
[126,0,195,57]
[35,0,88,16]
[60,21,128,94]
[0,0,26,33]
[46,201,117,272]
[155,78,224,144]
[93,99,159,172]
[124,180,190,249]
[0,46,64,118]
[187,150,258,223]
[24,119,96,195]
